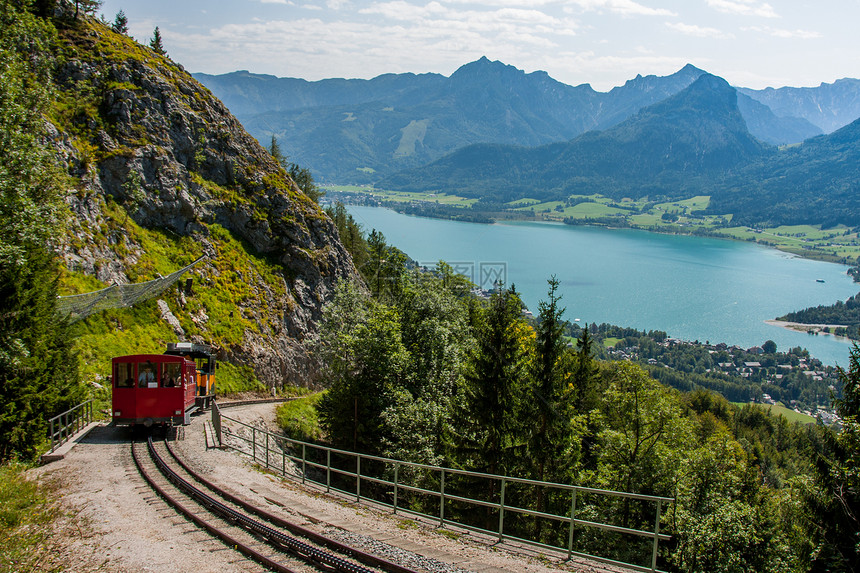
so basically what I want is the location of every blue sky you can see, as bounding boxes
[99,1,858,91]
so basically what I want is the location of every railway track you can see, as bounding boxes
[132,433,422,573]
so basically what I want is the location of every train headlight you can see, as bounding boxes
[113,411,121,417]
[174,410,181,415]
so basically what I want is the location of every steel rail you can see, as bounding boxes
[131,439,300,573]
[144,436,375,573]
[162,438,418,573]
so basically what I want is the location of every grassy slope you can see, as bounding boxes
[733,402,817,424]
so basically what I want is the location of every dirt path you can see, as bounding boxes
[29,403,622,573]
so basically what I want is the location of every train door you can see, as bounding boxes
[136,359,159,416]
[113,360,136,421]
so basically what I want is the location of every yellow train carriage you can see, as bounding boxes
[165,342,216,409]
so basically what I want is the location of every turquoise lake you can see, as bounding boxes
[347,205,859,367]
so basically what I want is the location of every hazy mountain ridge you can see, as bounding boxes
[194,60,852,182]
[739,78,860,133]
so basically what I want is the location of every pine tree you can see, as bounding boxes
[527,276,573,532]
[149,26,166,56]
[268,135,287,167]
[73,0,102,19]
[447,286,529,477]
[112,9,128,35]
[0,247,82,461]
[268,135,322,203]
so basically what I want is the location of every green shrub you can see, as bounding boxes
[276,393,325,442]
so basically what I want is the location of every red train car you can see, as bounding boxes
[112,353,197,426]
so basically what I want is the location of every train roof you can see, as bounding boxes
[164,342,214,359]
[111,354,192,363]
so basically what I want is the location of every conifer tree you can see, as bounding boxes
[149,26,166,56]
[806,344,860,571]
[527,276,574,531]
[73,0,101,19]
[268,135,323,203]
[268,135,287,167]
[112,9,128,34]
[447,286,529,478]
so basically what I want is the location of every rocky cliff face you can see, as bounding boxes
[50,13,357,387]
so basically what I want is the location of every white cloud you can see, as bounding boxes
[666,22,733,39]
[706,0,778,18]
[541,50,692,88]
[174,7,582,83]
[259,0,291,4]
[564,0,676,17]
[743,26,820,39]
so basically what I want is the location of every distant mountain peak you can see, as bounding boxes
[679,63,706,75]
[451,57,520,78]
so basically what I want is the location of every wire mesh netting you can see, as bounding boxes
[56,255,207,322]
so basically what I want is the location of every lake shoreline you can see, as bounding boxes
[765,319,854,342]
[349,197,860,269]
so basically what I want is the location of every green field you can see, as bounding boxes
[655,196,710,213]
[325,186,478,207]
[763,404,816,424]
[733,402,817,424]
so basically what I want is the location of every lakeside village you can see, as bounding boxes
[604,335,842,426]
[461,280,844,426]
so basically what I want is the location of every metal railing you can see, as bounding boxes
[47,400,94,453]
[212,405,673,572]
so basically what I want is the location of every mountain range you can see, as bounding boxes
[194,59,860,183]
[380,74,771,200]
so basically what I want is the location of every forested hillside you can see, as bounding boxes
[778,292,860,340]
[707,118,860,227]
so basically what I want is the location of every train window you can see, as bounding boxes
[138,360,157,388]
[115,362,134,388]
[163,362,181,388]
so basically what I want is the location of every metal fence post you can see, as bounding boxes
[568,489,578,559]
[49,418,55,453]
[440,470,446,525]
[356,455,361,502]
[651,500,663,572]
[282,439,286,476]
[393,462,399,514]
[252,427,256,462]
[498,478,506,541]
[265,432,270,468]
[326,449,331,492]
[302,444,307,484]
